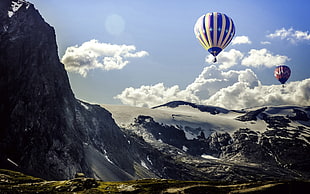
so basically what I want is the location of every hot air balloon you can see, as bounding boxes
[194,12,235,63]
[274,65,291,85]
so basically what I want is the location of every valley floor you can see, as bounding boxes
[0,169,309,193]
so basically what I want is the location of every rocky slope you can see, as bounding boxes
[103,102,310,181]
[0,0,155,181]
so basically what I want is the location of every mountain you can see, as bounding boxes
[102,103,310,181]
[152,100,230,114]
[1,0,310,184]
[0,0,156,181]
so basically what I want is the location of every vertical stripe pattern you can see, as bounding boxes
[274,65,291,84]
[194,12,235,57]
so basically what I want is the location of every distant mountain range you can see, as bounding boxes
[102,102,310,181]
[0,0,310,184]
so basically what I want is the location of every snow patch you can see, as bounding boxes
[8,11,14,18]
[105,155,113,164]
[146,155,153,165]
[8,1,22,17]
[182,145,188,152]
[7,0,31,18]
[140,160,149,169]
[7,158,19,167]
[103,149,114,164]
[12,1,23,12]
[3,25,8,32]
[80,102,89,110]
[201,154,219,160]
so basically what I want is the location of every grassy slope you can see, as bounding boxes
[0,169,309,193]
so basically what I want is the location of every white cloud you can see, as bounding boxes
[186,65,259,99]
[115,65,310,110]
[241,49,290,68]
[206,49,243,69]
[204,78,310,109]
[267,27,310,43]
[61,39,149,77]
[206,48,288,70]
[114,83,199,107]
[231,36,252,45]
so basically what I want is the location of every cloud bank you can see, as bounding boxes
[61,39,148,77]
[267,27,310,43]
[115,64,310,109]
[206,48,289,69]
[115,83,199,107]
[241,49,290,68]
[115,44,308,109]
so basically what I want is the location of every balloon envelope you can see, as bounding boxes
[194,12,235,61]
[274,65,291,84]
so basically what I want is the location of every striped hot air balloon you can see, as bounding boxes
[194,12,235,63]
[274,65,291,85]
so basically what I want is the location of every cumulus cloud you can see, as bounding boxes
[186,65,259,99]
[267,27,310,43]
[241,48,290,68]
[206,49,244,69]
[204,78,310,109]
[231,36,252,45]
[206,48,289,69]
[114,83,199,107]
[115,65,310,110]
[61,39,149,77]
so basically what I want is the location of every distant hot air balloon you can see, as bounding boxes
[194,12,235,63]
[274,65,291,85]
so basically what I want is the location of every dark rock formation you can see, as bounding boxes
[0,0,150,181]
[0,0,82,180]
[288,109,310,121]
[235,107,267,121]
[152,100,229,114]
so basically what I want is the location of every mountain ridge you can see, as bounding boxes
[102,102,310,181]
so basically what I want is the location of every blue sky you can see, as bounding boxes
[28,0,310,109]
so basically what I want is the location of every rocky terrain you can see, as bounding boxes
[0,0,310,187]
[103,102,310,182]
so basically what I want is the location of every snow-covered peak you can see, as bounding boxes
[8,0,30,18]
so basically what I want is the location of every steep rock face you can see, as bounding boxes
[0,0,82,180]
[0,0,151,181]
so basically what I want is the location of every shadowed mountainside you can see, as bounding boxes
[0,0,155,181]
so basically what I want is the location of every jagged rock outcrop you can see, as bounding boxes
[0,0,82,180]
[129,108,310,180]
[0,0,153,181]
[152,100,229,114]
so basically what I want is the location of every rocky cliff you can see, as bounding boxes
[0,0,154,181]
